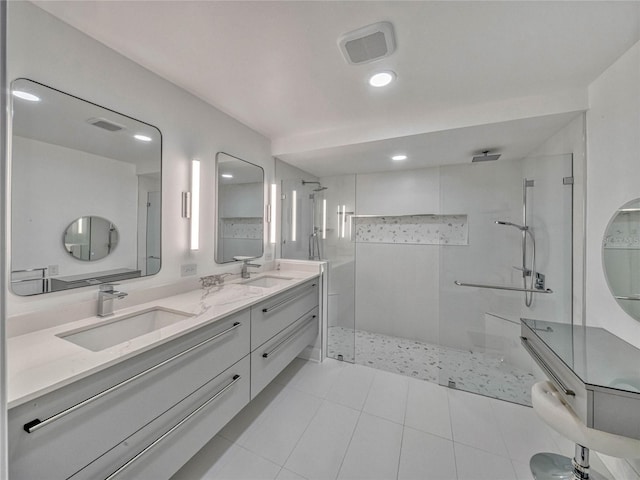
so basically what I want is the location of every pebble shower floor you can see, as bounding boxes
[328,326,536,406]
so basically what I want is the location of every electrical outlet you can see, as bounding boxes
[48,264,59,276]
[181,263,197,277]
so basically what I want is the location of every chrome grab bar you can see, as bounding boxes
[262,315,317,358]
[262,283,317,314]
[521,336,575,397]
[454,280,553,294]
[104,374,241,480]
[23,321,242,434]
[615,295,640,301]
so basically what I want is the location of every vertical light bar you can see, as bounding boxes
[340,205,346,238]
[190,159,200,250]
[322,199,327,240]
[77,217,84,234]
[291,190,297,242]
[269,183,277,244]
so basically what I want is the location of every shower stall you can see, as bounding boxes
[278,153,574,406]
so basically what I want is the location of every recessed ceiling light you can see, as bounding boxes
[221,173,234,179]
[369,71,396,87]
[12,90,40,102]
[391,154,407,161]
[134,134,152,142]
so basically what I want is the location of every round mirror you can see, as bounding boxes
[603,198,640,320]
[63,216,119,261]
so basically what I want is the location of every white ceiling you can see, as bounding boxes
[33,1,640,176]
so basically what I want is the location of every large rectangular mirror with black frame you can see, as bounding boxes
[10,78,162,295]
[215,152,264,264]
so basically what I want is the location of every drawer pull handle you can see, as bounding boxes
[262,315,317,359]
[23,321,243,434]
[521,336,575,396]
[104,374,242,480]
[262,283,317,314]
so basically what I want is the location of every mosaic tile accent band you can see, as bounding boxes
[221,217,263,239]
[354,214,468,245]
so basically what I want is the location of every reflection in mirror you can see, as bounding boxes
[10,79,162,296]
[603,198,640,320]
[63,216,119,261]
[215,152,264,264]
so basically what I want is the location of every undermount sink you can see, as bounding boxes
[57,307,193,352]
[241,275,293,288]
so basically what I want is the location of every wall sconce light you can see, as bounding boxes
[269,183,277,244]
[322,199,327,240]
[291,190,297,242]
[181,160,200,250]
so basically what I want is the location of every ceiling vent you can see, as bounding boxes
[338,22,396,65]
[87,117,125,132]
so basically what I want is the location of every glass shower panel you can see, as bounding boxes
[438,154,573,405]
[322,175,356,363]
[280,179,315,260]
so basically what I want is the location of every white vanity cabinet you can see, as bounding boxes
[8,310,250,480]
[8,273,322,480]
[250,279,319,398]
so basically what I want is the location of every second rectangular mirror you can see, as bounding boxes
[215,152,264,263]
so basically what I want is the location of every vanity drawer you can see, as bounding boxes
[8,310,250,480]
[251,278,319,349]
[69,356,250,480]
[251,307,319,398]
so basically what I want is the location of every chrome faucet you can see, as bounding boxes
[241,259,261,279]
[97,283,128,317]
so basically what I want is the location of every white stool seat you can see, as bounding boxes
[532,381,640,459]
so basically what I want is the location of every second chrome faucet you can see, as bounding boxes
[97,283,128,317]
[240,259,261,279]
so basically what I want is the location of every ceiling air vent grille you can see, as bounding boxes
[87,117,125,132]
[338,22,396,65]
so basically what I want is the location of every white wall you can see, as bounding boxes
[586,40,640,346]
[354,168,441,343]
[584,39,640,480]
[6,2,272,321]
[11,136,138,277]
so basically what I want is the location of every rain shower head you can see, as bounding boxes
[302,180,327,192]
[495,220,528,231]
[472,150,501,162]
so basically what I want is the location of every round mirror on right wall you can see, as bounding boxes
[603,198,640,320]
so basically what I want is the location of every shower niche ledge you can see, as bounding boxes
[354,213,467,245]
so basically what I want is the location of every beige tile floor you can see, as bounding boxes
[171,358,613,480]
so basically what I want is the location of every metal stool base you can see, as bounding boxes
[530,453,607,480]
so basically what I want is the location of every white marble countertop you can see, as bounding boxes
[7,268,320,409]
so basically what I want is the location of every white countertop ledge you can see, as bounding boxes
[7,269,320,409]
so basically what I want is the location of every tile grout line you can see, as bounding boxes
[395,378,412,480]
[334,365,376,480]
[278,395,324,476]
[446,389,460,480]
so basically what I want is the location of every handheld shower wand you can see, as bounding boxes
[495,218,537,307]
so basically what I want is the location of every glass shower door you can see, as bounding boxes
[438,154,573,405]
[322,175,356,363]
